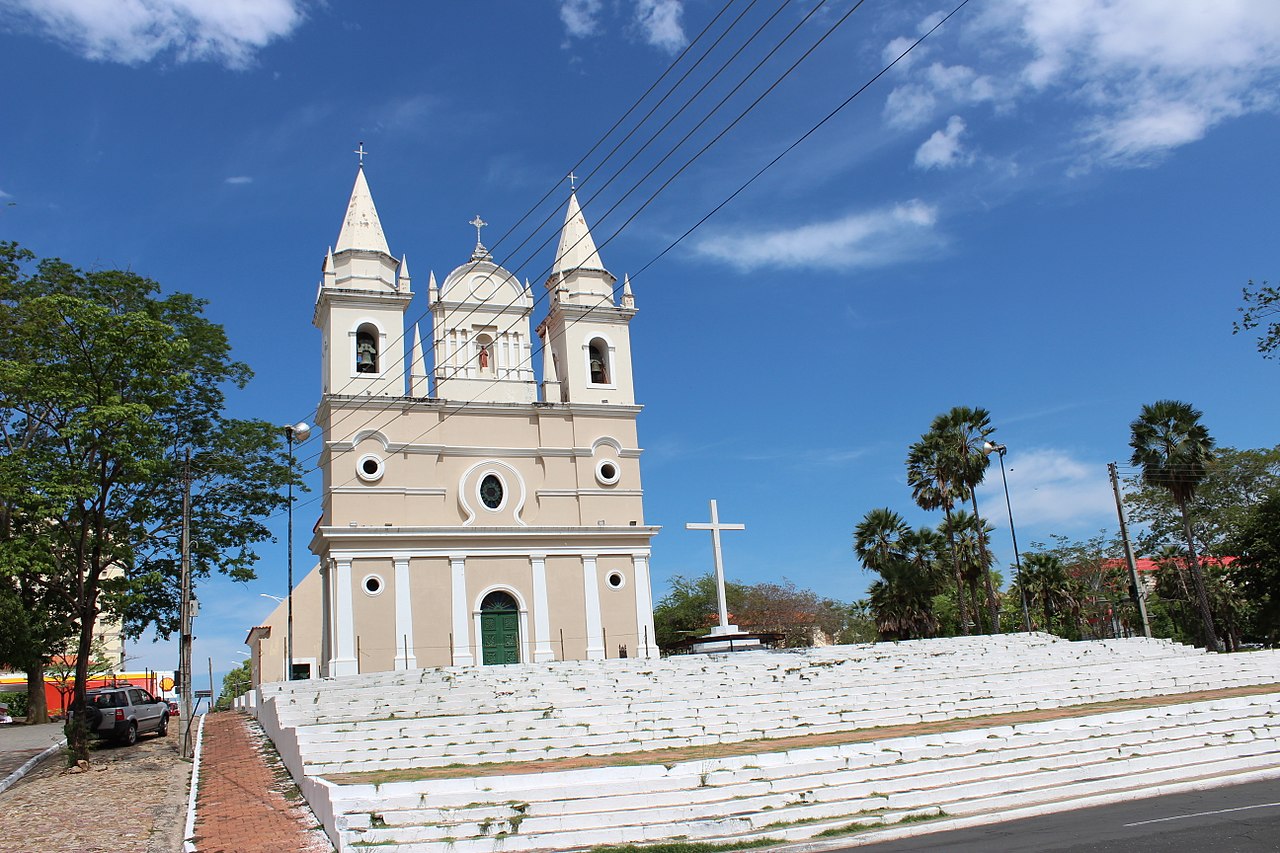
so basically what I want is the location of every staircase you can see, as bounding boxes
[249,634,1280,851]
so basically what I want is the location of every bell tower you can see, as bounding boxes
[537,190,638,405]
[313,163,412,398]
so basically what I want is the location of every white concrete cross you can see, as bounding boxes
[686,499,745,636]
[470,214,487,243]
[354,141,367,165]
[567,171,578,190]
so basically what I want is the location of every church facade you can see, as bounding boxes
[256,165,660,681]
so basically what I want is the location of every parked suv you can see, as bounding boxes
[81,685,170,745]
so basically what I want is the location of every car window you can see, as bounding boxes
[127,689,144,705]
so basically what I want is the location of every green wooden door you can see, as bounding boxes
[480,591,520,665]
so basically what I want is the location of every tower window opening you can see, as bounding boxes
[588,339,609,385]
[356,325,379,374]
[476,334,494,374]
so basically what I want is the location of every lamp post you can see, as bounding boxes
[983,441,1032,633]
[283,422,311,681]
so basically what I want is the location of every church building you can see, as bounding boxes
[251,164,660,682]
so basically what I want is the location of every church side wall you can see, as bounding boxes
[408,556,453,668]
[547,555,589,660]
[597,555,643,658]
[350,557,397,672]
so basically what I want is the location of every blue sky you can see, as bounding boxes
[2,1,1278,681]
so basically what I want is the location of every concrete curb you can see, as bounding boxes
[183,714,206,853]
[769,767,1280,852]
[0,739,65,796]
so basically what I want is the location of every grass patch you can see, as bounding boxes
[898,809,948,823]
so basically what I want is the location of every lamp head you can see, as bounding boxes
[284,422,311,442]
[982,441,1007,457]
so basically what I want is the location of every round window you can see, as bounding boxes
[595,459,620,486]
[606,571,626,590]
[362,574,384,596]
[356,454,384,482]
[479,473,504,509]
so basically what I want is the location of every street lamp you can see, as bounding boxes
[283,421,311,681]
[983,441,1032,633]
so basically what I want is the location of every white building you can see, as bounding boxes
[250,165,660,684]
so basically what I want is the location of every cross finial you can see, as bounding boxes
[469,214,491,261]
[354,141,367,166]
[567,171,578,190]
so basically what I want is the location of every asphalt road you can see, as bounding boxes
[841,778,1280,852]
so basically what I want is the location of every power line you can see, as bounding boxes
[277,0,969,519]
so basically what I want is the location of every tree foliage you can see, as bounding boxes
[1234,279,1280,359]
[1228,491,1280,645]
[0,242,297,760]
[1129,400,1220,651]
[652,574,868,652]
[214,659,253,712]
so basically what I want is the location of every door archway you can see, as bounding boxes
[480,590,520,665]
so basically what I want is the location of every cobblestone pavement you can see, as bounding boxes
[193,711,332,853]
[0,724,189,852]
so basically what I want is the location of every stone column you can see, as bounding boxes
[330,558,358,677]
[632,553,658,659]
[582,555,605,660]
[393,557,416,670]
[319,561,331,676]
[531,554,555,662]
[450,555,474,665]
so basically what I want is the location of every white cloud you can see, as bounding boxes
[695,200,942,272]
[559,0,602,39]
[0,0,306,67]
[224,175,252,185]
[0,188,10,198]
[635,0,686,54]
[889,0,1280,168]
[915,115,972,169]
[884,62,1000,128]
[978,447,1113,528]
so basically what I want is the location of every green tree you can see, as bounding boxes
[652,574,747,651]
[941,509,996,633]
[1233,279,1280,358]
[1016,553,1078,637]
[1125,445,1280,557]
[854,509,941,640]
[907,432,968,634]
[0,243,297,761]
[933,407,1001,632]
[214,659,253,712]
[1230,490,1280,644]
[1129,400,1220,651]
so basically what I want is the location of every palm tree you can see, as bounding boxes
[1129,400,1221,651]
[933,407,1001,631]
[853,507,910,572]
[855,509,938,639]
[907,432,968,634]
[943,510,997,632]
[1017,553,1076,636]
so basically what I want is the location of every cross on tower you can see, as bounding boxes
[686,499,746,635]
[354,141,367,166]
[567,171,578,190]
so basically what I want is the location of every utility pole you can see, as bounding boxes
[179,448,194,758]
[1110,462,1152,638]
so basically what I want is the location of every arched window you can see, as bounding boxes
[588,338,609,385]
[355,324,379,374]
[481,590,518,612]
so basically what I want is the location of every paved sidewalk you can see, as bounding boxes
[192,712,331,852]
[0,722,65,792]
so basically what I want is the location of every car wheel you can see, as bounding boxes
[120,722,138,746]
[157,714,168,737]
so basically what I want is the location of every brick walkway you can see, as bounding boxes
[193,712,331,852]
